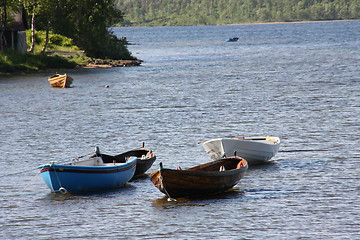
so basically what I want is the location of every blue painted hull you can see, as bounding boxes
[38,158,137,194]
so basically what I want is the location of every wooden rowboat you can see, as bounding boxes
[48,73,73,88]
[150,156,248,199]
[97,143,156,178]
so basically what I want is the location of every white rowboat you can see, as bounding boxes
[201,136,280,165]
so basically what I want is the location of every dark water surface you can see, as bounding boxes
[1,21,359,239]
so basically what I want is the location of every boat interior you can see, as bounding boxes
[101,149,154,164]
[69,147,154,166]
[71,156,138,166]
[71,157,106,166]
[187,158,245,172]
[233,136,279,144]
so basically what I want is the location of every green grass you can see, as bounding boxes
[0,49,78,73]
[0,31,88,73]
[1,30,137,73]
[26,30,82,53]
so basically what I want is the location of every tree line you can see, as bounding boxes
[1,0,134,60]
[114,0,360,26]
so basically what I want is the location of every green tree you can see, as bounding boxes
[21,0,133,59]
[1,0,19,28]
[115,0,360,26]
[36,0,60,52]
[23,0,39,53]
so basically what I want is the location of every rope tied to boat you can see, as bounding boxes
[70,152,94,163]
[158,162,176,201]
[1,168,38,178]
[52,165,66,194]
[46,151,95,194]
[22,170,41,191]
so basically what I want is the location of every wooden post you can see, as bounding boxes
[0,30,3,51]
[11,30,14,49]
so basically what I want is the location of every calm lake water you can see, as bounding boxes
[1,21,359,239]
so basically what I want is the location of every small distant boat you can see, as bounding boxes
[48,73,73,88]
[38,153,137,194]
[99,143,156,178]
[225,37,239,42]
[201,136,280,165]
[150,156,248,199]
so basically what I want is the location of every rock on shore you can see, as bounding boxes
[85,58,143,68]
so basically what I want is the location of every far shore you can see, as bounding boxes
[119,19,359,28]
[225,19,359,26]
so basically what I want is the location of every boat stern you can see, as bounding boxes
[202,139,225,160]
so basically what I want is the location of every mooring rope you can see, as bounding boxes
[1,168,38,178]
[22,171,41,191]
[0,152,94,178]
[70,152,94,162]
[159,172,176,201]
[52,164,67,194]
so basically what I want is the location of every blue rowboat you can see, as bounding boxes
[38,156,137,194]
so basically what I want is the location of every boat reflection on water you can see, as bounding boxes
[151,187,246,208]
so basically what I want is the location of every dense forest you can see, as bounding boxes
[114,0,360,26]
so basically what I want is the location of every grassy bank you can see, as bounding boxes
[1,31,139,74]
[0,49,85,73]
[1,32,85,73]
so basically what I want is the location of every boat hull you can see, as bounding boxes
[101,147,156,177]
[135,156,156,176]
[150,157,248,198]
[38,158,137,194]
[202,137,280,165]
[114,147,156,177]
[225,37,239,42]
[48,74,73,88]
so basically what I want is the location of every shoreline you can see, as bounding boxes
[119,19,359,28]
[83,59,143,69]
[225,19,359,26]
[0,59,143,76]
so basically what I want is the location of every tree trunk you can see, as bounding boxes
[41,20,51,53]
[29,12,36,53]
[1,0,7,51]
